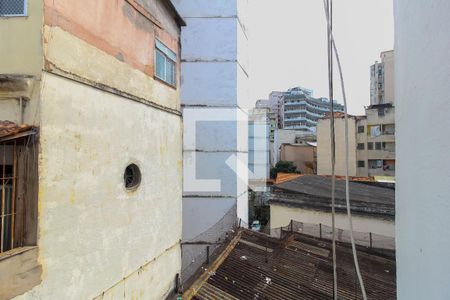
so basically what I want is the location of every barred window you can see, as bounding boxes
[0,0,27,17]
[155,39,176,87]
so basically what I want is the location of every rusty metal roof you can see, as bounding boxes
[274,172,303,184]
[271,175,395,218]
[189,229,396,300]
[0,120,35,142]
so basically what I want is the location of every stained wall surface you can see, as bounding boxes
[1,0,184,298]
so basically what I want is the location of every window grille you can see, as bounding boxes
[0,0,27,16]
[1,142,17,253]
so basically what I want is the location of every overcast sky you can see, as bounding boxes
[248,0,394,115]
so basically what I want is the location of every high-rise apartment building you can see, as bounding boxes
[282,87,344,133]
[370,50,394,105]
[317,50,395,178]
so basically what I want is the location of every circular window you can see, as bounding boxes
[124,163,141,190]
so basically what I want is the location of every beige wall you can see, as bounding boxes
[356,106,396,177]
[317,117,357,176]
[15,72,182,300]
[0,0,44,76]
[270,204,395,238]
[0,0,43,126]
[381,50,395,104]
[280,144,315,174]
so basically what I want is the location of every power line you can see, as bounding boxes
[325,0,338,299]
[323,1,368,299]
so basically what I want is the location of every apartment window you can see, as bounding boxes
[357,143,365,150]
[378,108,385,117]
[368,159,383,169]
[357,161,365,168]
[375,142,382,150]
[367,142,374,150]
[357,126,365,133]
[383,124,395,135]
[0,130,38,253]
[155,39,176,86]
[0,0,27,16]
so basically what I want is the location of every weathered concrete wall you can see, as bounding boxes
[43,0,181,112]
[395,1,450,298]
[173,1,249,281]
[16,72,182,299]
[0,0,184,298]
[317,117,357,176]
[0,0,43,126]
[270,204,395,238]
[174,0,249,240]
[0,247,42,300]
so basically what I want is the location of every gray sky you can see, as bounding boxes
[248,0,394,115]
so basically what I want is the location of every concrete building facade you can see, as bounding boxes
[395,1,450,298]
[317,49,395,178]
[282,87,344,133]
[370,50,395,105]
[172,0,250,280]
[356,105,396,177]
[279,144,316,174]
[248,108,270,185]
[0,1,184,299]
[317,114,358,177]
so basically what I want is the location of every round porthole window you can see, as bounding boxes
[124,163,141,190]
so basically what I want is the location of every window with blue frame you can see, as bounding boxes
[155,39,176,86]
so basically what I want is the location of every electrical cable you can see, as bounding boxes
[325,1,338,299]
[322,1,368,299]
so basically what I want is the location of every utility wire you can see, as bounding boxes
[325,0,338,299]
[322,1,368,299]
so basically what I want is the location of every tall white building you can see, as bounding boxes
[172,0,250,280]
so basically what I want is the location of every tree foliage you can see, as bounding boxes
[270,160,299,178]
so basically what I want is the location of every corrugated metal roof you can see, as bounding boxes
[190,229,396,300]
[270,175,395,218]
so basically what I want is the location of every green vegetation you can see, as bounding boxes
[270,160,299,178]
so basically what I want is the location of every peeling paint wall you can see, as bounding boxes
[14,72,182,300]
[0,0,183,298]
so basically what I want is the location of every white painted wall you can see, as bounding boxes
[395,1,450,299]
[173,0,250,241]
[270,204,395,238]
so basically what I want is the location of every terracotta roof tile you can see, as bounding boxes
[0,120,34,139]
